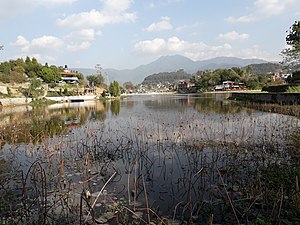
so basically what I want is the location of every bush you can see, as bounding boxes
[286,86,300,93]
[287,71,300,84]
[0,73,10,83]
[262,85,291,92]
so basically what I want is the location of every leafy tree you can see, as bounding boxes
[281,21,300,69]
[123,81,134,90]
[0,62,11,74]
[11,58,25,69]
[281,21,300,84]
[109,80,120,97]
[30,77,42,89]
[86,74,104,87]
[12,65,25,74]
[40,67,57,83]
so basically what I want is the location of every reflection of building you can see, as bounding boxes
[59,65,79,85]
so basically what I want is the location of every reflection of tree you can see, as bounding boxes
[143,96,187,112]
[142,94,245,114]
[193,97,244,114]
[110,100,120,116]
[90,111,106,121]
[0,115,66,144]
[124,100,134,109]
[0,104,107,146]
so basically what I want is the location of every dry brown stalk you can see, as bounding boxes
[142,175,151,225]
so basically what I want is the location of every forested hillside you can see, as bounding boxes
[245,63,284,75]
[0,57,84,85]
[141,69,192,85]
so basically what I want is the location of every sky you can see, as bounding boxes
[0,0,300,70]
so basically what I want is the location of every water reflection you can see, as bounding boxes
[0,101,106,145]
[110,100,121,115]
[0,94,300,225]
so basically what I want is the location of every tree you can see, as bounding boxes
[123,81,134,90]
[30,77,42,89]
[281,21,300,69]
[86,74,104,87]
[40,67,57,83]
[0,62,11,74]
[109,80,120,97]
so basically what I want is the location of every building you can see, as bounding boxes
[59,65,79,84]
[214,81,246,91]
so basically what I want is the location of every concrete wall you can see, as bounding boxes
[0,98,33,106]
[232,92,300,104]
[45,95,97,102]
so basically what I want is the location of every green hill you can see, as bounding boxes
[141,70,192,85]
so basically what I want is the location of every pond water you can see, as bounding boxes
[0,93,299,225]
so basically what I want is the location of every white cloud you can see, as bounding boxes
[225,15,256,23]
[57,0,136,28]
[102,0,132,12]
[19,35,64,53]
[225,0,299,23]
[133,36,278,62]
[218,31,250,41]
[236,45,280,61]
[134,38,166,53]
[167,36,188,52]
[145,17,173,32]
[11,34,95,64]
[66,42,91,51]
[11,35,64,63]
[13,35,29,46]
[134,36,233,59]
[65,29,99,41]
[254,0,294,16]
[175,22,201,32]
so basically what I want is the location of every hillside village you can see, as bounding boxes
[0,55,297,104]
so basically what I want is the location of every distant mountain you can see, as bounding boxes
[75,55,270,84]
[71,68,96,77]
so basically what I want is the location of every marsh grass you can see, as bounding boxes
[0,102,300,225]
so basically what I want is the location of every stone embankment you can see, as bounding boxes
[231,92,300,104]
[0,98,33,106]
[0,96,99,107]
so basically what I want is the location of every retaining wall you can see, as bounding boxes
[231,92,300,104]
[0,98,33,106]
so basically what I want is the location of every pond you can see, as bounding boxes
[0,93,300,225]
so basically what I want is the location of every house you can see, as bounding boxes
[223,81,235,89]
[214,85,224,91]
[214,81,246,91]
[59,65,79,84]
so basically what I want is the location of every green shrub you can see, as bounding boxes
[262,85,291,92]
[286,86,300,93]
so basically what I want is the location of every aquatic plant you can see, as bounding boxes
[0,95,299,224]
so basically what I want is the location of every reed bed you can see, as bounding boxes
[0,100,300,225]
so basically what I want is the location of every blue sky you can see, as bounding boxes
[0,0,300,70]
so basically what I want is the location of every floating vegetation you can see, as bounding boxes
[0,94,299,224]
